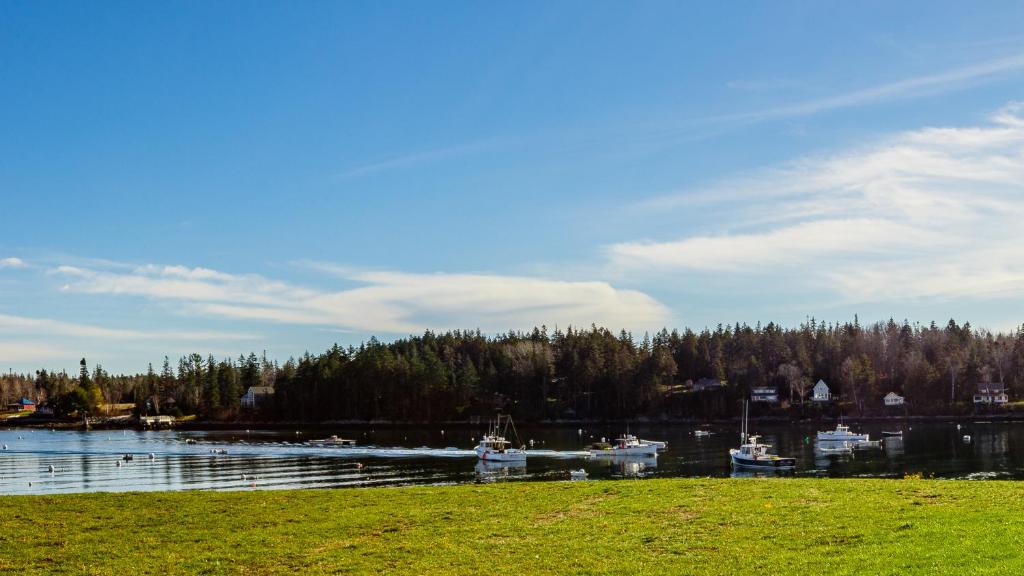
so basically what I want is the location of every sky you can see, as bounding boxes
[3,1,1024,373]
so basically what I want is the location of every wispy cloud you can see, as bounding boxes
[0,341,73,363]
[609,102,1024,303]
[0,313,258,342]
[53,262,671,334]
[334,140,496,180]
[713,52,1024,124]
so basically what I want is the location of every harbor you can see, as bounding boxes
[2,420,1024,494]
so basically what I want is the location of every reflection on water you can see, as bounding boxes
[600,455,658,478]
[474,460,527,482]
[3,421,1024,494]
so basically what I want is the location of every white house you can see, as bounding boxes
[241,386,275,409]
[883,392,905,406]
[974,383,1008,404]
[750,386,779,403]
[811,379,831,402]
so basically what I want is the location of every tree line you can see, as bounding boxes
[3,318,1023,422]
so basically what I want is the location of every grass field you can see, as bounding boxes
[1,478,1022,575]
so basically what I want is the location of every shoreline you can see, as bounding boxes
[7,411,1024,431]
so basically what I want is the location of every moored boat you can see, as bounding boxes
[589,434,659,457]
[730,436,797,469]
[475,415,527,462]
[309,435,357,446]
[817,424,869,442]
[729,401,796,470]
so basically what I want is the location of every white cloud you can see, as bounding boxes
[0,257,26,268]
[611,102,1024,303]
[53,263,671,334]
[0,313,257,342]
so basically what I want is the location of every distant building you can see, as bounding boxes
[811,380,831,402]
[883,392,905,406]
[974,383,1008,404]
[241,386,275,409]
[750,386,779,403]
[11,398,36,412]
[692,378,725,392]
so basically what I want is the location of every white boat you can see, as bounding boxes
[694,430,712,438]
[475,415,527,462]
[815,441,853,455]
[851,439,881,450]
[640,439,668,450]
[569,469,588,480]
[731,436,797,469]
[729,401,796,470]
[817,424,869,442]
[589,434,659,457]
[309,435,357,446]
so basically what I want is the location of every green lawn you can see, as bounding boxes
[1,479,1022,575]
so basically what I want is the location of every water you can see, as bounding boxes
[1,421,1022,494]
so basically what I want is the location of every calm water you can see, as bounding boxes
[1,421,1022,494]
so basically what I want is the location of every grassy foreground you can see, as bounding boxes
[1,479,1023,575]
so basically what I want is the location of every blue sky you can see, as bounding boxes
[4,1,1024,373]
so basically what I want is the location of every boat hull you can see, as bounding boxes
[590,445,658,458]
[729,450,796,470]
[816,432,869,442]
[476,448,527,462]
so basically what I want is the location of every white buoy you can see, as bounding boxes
[241,474,247,480]
[957,424,962,430]
[2,444,7,450]
[116,461,122,467]
[48,465,55,473]
[149,453,156,459]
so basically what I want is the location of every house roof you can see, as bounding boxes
[884,392,903,398]
[978,382,1005,392]
[814,380,829,389]
[18,397,35,405]
[245,386,275,395]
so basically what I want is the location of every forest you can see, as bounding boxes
[2,318,1023,422]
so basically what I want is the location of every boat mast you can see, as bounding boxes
[741,400,748,444]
